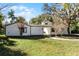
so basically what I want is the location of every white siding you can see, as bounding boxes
[41,20,52,25]
[6,23,68,36]
[43,27,51,35]
[31,27,43,35]
[22,25,30,36]
[6,23,20,36]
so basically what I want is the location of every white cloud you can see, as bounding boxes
[14,11,35,21]
[10,5,34,12]
[9,5,36,22]
[9,6,18,11]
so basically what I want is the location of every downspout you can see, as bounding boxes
[30,26,31,36]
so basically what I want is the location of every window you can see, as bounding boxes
[45,22,48,25]
[51,28,54,32]
[24,27,27,33]
[20,27,24,33]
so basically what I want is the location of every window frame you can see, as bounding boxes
[51,28,55,32]
[23,27,27,33]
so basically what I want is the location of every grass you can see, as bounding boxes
[0,35,6,37]
[0,37,79,56]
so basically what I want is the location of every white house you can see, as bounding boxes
[6,20,68,36]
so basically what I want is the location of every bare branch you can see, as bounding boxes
[0,3,16,11]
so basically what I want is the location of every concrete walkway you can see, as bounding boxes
[50,37,79,41]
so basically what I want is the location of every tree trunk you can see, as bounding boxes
[54,29,58,37]
[20,31,22,36]
[67,23,71,35]
[19,28,23,36]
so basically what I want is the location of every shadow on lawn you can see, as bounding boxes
[0,39,17,46]
[9,36,49,40]
[59,36,79,39]
[6,40,16,46]
[8,34,79,40]
[63,37,79,39]
[0,40,27,56]
[0,45,27,56]
[52,35,79,39]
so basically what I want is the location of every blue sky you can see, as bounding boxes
[1,3,44,22]
[1,3,63,22]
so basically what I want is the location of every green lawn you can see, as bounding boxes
[0,35,6,37]
[0,37,79,56]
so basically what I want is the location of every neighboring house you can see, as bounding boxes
[6,20,68,36]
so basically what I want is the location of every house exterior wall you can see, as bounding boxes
[31,26,43,35]
[6,23,20,36]
[6,23,68,36]
[41,20,52,25]
[43,27,51,35]
[22,25,30,36]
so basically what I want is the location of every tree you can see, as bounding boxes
[0,4,16,34]
[71,20,79,33]
[16,16,27,36]
[61,3,79,34]
[30,18,39,24]
[51,13,68,36]
[0,4,11,10]
[44,3,79,35]
[42,3,69,36]
[0,12,4,34]
[16,16,26,23]
[8,9,16,24]
[31,3,79,36]
[42,3,53,22]
[42,3,51,14]
[30,14,53,25]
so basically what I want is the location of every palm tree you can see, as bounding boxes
[8,9,16,24]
